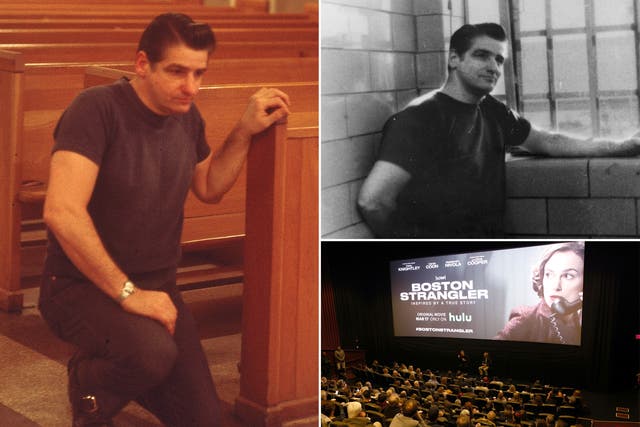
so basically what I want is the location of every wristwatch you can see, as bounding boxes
[117,280,136,303]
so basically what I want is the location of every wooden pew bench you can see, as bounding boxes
[0,27,318,44]
[0,17,318,30]
[0,56,318,311]
[0,9,311,21]
[0,41,318,62]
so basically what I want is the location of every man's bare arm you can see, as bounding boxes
[357,160,411,237]
[519,126,640,157]
[44,151,177,334]
[191,87,291,203]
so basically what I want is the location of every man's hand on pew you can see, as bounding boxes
[190,88,291,204]
[235,87,291,138]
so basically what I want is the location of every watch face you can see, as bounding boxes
[119,281,135,302]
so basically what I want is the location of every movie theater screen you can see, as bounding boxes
[390,242,585,345]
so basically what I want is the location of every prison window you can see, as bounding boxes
[464,0,640,139]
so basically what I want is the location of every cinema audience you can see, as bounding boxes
[321,358,592,427]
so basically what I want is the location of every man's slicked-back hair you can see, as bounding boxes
[450,22,507,57]
[138,13,216,63]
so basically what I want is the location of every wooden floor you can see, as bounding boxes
[0,284,249,426]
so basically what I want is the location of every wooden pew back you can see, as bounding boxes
[0,27,318,44]
[0,41,318,63]
[0,9,309,20]
[0,18,317,29]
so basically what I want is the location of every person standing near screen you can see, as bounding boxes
[457,349,469,373]
[495,242,584,345]
[334,346,346,376]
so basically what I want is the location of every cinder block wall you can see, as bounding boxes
[321,0,463,238]
[506,158,640,237]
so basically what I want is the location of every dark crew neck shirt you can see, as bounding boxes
[377,92,531,238]
[45,78,211,279]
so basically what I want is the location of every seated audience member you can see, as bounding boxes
[360,388,373,405]
[389,398,428,427]
[338,380,352,398]
[490,378,504,389]
[376,391,388,412]
[500,404,517,424]
[545,414,555,427]
[478,352,491,376]
[569,389,589,416]
[383,393,402,419]
[534,418,547,427]
[475,410,498,427]
[457,414,473,427]
[426,375,439,388]
[481,399,495,414]
[426,404,445,427]
[322,400,338,427]
[345,401,381,427]
[475,383,489,397]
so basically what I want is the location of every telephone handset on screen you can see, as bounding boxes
[550,297,582,315]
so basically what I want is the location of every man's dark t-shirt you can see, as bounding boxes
[377,92,531,237]
[45,78,211,282]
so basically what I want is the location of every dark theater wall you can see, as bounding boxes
[321,241,639,392]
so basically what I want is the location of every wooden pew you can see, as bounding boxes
[0,50,24,312]
[84,57,319,85]
[0,18,318,29]
[0,27,318,44]
[0,56,318,311]
[0,41,318,62]
[0,9,310,21]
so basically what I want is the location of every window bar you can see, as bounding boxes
[508,0,524,113]
[463,0,469,24]
[634,0,640,126]
[545,0,558,130]
[584,0,600,136]
[501,0,518,111]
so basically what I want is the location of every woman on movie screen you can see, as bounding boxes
[495,242,584,345]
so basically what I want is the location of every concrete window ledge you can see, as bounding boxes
[506,156,640,237]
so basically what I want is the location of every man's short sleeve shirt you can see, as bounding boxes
[377,92,531,237]
[46,78,211,277]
